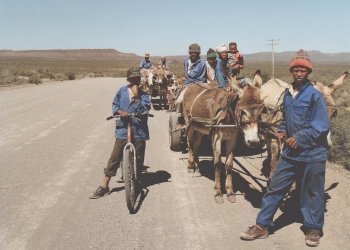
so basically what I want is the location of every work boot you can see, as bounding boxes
[305,228,322,247]
[240,224,269,240]
[89,186,110,199]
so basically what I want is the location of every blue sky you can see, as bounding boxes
[1,0,349,56]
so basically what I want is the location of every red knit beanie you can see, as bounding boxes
[289,49,313,73]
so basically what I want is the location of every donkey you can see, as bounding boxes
[153,68,168,110]
[260,72,348,187]
[140,69,153,95]
[182,71,265,203]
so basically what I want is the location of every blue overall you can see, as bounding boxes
[183,57,207,86]
[256,81,329,229]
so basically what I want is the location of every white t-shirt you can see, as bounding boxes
[206,61,216,84]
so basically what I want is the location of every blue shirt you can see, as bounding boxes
[279,81,330,162]
[139,59,152,69]
[215,58,229,89]
[183,57,207,86]
[112,84,151,141]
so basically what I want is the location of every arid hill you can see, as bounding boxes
[0,49,141,61]
[1,49,349,63]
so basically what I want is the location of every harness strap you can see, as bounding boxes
[211,91,230,124]
[189,89,208,117]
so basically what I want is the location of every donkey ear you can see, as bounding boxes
[327,71,348,93]
[253,69,262,88]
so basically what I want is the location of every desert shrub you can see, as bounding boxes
[14,77,28,85]
[28,74,42,84]
[93,72,104,77]
[328,108,350,170]
[48,73,55,81]
[0,75,17,85]
[65,72,75,80]
[56,73,68,81]
[13,69,32,77]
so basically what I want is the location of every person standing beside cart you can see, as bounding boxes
[89,68,151,199]
[240,50,329,247]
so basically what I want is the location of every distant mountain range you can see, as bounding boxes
[1,49,349,63]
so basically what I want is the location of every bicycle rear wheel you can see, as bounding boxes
[123,148,136,213]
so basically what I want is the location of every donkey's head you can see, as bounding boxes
[154,68,167,85]
[231,70,264,148]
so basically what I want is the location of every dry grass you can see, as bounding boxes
[1,58,349,108]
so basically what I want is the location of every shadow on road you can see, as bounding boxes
[198,160,264,208]
[140,169,172,188]
[110,167,171,214]
[271,182,338,234]
[134,169,171,214]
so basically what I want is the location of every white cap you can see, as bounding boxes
[216,44,228,53]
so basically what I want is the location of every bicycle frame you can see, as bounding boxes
[123,122,138,180]
[106,113,154,181]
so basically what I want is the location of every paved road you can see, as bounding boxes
[1,78,349,250]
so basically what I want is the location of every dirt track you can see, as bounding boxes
[1,78,349,250]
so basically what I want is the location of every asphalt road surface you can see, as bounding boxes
[1,78,349,250]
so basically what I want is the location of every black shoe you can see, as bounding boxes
[89,186,110,199]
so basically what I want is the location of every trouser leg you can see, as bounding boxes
[134,140,146,169]
[256,157,296,227]
[299,161,326,229]
[104,138,125,177]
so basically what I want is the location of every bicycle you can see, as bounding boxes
[106,113,154,213]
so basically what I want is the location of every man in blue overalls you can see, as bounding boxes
[240,50,330,247]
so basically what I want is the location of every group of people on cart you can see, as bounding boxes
[138,43,245,111]
[139,42,244,89]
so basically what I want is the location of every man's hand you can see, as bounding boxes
[285,137,298,149]
[118,110,128,117]
[276,132,286,141]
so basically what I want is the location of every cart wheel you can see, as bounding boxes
[169,112,182,151]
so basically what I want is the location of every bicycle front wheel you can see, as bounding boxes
[123,148,136,213]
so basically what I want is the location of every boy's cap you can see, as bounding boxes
[145,53,150,57]
[127,68,141,78]
[207,48,216,59]
[290,49,313,73]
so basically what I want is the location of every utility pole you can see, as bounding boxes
[266,39,279,79]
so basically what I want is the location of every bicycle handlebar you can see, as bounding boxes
[106,113,154,121]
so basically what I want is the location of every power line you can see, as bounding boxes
[266,39,279,79]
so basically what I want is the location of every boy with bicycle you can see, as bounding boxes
[89,68,151,199]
